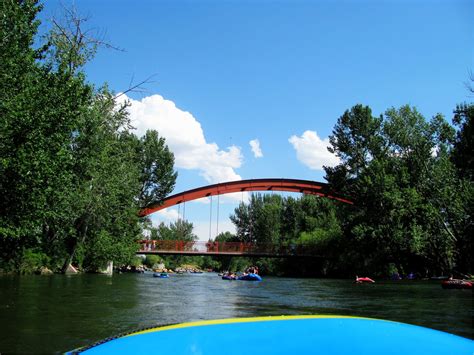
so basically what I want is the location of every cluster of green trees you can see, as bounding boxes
[146,219,197,242]
[0,1,177,273]
[325,104,472,276]
[225,103,473,277]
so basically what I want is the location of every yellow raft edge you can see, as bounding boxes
[127,314,385,337]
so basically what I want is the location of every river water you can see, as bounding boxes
[0,272,472,353]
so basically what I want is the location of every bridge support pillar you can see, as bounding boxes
[99,261,113,275]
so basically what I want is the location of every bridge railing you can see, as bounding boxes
[138,240,319,256]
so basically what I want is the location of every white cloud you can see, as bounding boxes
[156,208,179,221]
[193,220,236,241]
[185,192,249,207]
[289,130,340,170]
[222,191,249,204]
[119,94,243,184]
[249,139,263,158]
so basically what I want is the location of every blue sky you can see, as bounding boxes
[39,0,473,239]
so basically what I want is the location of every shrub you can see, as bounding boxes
[19,249,51,274]
[144,255,162,268]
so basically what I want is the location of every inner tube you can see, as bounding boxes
[441,280,472,289]
[355,277,375,283]
[153,273,169,278]
[237,273,262,281]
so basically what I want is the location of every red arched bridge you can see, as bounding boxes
[139,178,352,216]
[137,178,352,257]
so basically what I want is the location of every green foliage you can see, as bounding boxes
[19,249,51,275]
[324,104,471,275]
[144,255,163,268]
[0,3,177,273]
[297,228,338,249]
[199,256,221,271]
[227,257,252,273]
[214,231,238,242]
[136,130,177,208]
[129,256,144,268]
[150,220,197,242]
[160,255,201,270]
[229,193,343,275]
[449,103,474,272]
[231,194,283,244]
[452,103,474,179]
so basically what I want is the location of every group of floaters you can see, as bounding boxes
[222,266,262,281]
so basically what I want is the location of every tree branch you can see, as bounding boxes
[114,74,158,100]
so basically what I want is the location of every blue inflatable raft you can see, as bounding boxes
[68,315,473,354]
[237,273,262,281]
[152,272,169,278]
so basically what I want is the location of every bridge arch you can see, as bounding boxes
[139,178,352,217]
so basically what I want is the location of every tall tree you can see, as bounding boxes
[451,104,474,180]
[449,103,474,273]
[0,0,95,269]
[0,2,178,273]
[325,104,464,275]
[136,130,177,209]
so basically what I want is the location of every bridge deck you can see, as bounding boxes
[137,240,323,258]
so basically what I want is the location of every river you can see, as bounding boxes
[0,272,472,353]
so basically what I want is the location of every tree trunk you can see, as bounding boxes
[62,218,88,273]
